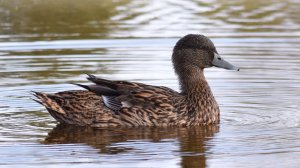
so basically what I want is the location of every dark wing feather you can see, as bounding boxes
[72,83,120,96]
[102,96,122,113]
[86,74,118,89]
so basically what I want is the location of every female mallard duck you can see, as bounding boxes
[33,34,239,127]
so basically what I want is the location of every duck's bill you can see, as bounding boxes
[212,53,239,71]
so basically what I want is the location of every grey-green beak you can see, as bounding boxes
[212,52,239,71]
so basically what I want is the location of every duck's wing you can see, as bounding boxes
[81,74,178,114]
[81,74,180,126]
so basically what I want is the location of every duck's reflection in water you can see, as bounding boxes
[43,124,219,168]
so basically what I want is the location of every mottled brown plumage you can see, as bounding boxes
[33,34,238,127]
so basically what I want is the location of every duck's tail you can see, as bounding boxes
[31,91,68,123]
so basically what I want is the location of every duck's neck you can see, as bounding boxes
[177,66,220,125]
[178,67,211,96]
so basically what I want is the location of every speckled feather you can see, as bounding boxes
[33,80,181,127]
[32,34,237,127]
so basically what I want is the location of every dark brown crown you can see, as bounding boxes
[173,34,216,52]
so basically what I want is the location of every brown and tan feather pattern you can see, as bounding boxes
[33,34,238,127]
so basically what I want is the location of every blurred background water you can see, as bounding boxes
[0,0,300,167]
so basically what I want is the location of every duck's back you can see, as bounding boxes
[33,75,180,127]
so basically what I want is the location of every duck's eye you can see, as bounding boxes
[217,57,221,60]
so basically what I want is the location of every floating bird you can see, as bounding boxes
[33,34,239,127]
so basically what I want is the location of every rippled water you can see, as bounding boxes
[1,0,300,167]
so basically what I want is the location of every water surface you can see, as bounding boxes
[1,0,300,167]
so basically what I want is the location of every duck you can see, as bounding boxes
[33,34,239,127]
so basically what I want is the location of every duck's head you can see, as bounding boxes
[172,34,239,74]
